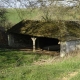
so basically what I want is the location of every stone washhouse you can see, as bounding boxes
[7,20,80,57]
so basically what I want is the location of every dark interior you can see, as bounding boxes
[36,37,60,51]
[12,34,60,51]
[13,34,33,48]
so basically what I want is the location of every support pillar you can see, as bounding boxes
[60,42,66,57]
[31,37,36,52]
[8,34,14,46]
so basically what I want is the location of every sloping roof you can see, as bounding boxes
[7,20,80,41]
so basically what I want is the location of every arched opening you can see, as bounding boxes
[36,37,60,51]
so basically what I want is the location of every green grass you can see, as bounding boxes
[4,7,80,28]
[6,8,43,24]
[0,49,33,68]
[0,49,52,69]
[0,49,80,80]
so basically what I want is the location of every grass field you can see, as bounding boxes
[1,7,80,80]
[6,8,43,25]
[0,49,80,80]
[6,7,80,26]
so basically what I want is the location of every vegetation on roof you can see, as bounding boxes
[7,20,80,41]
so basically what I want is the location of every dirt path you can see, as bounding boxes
[62,71,78,80]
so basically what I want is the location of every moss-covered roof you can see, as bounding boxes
[7,20,80,41]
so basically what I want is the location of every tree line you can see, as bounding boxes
[0,0,80,30]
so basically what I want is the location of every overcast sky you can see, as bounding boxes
[0,0,78,8]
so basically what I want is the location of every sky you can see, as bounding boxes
[0,0,78,8]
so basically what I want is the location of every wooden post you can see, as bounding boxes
[31,37,36,52]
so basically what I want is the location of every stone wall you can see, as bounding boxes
[8,34,32,48]
[8,34,14,47]
[60,39,80,57]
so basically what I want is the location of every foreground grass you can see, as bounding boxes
[0,49,49,69]
[0,49,80,80]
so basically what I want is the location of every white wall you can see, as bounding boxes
[60,39,80,57]
[8,34,14,46]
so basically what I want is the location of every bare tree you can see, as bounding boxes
[0,7,13,30]
[0,8,7,27]
[1,0,80,21]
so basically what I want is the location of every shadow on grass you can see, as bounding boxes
[0,47,43,69]
[0,47,60,69]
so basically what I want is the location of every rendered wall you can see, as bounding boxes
[60,40,80,57]
[8,34,14,46]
